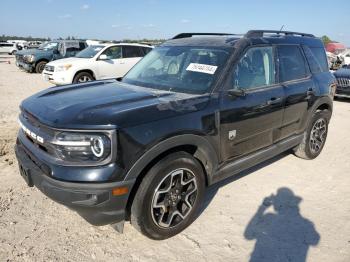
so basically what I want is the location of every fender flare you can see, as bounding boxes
[124,134,219,185]
[309,96,333,120]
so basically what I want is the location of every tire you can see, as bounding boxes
[294,110,330,160]
[73,72,93,84]
[131,152,206,240]
[35,61,47,74]
[11,50,17,55]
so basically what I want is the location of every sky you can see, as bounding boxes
[1,0,349,45]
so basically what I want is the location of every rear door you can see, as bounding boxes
[220,46,285,162]
[277,45,315,140]
[120,45,145,75]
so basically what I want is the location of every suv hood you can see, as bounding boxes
[17,48,52,56]
[334,68,350,78]
[47,57,87,66]
[20,80,209,129]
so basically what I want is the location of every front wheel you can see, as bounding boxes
[294,110,330,159]
[73,72,93,84]
[131,152,206,240]
[35,61,47,73]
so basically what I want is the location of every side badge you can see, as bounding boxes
[228,130,236,141]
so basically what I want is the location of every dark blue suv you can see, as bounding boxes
[15,30,335,239]
[334,64,350,98]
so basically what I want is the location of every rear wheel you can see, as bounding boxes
[294,110,330,159]
[73,72,93,84]
[131,152,206,240]
[35,61,47,73]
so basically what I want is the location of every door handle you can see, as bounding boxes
[267,97,282,105]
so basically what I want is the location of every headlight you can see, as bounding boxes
[24,54,35,63]
[55,64,72,72]
[52,132,112,163]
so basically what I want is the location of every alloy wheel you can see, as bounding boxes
[151,168,198,228]
[78,75,92,82]
[309,118,327,154]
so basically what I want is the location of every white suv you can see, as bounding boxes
[0,42,18,55]
[42,43,153,85]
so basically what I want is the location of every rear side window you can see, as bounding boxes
[122,46,143,58]
[79,42,87,50]
[308,47,329,72]
[277,45,309,82]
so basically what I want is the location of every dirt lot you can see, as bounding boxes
[0,55,349,262]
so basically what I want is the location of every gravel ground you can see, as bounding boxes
[0,56,349,262]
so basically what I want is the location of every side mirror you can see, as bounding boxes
[99,54,108,60]
[116,77,123,81]
[53,49,59,54]
[228,88,246,97]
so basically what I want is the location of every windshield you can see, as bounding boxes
[38,42,58,50]
[75,45,104,58]
[122,46,230,94]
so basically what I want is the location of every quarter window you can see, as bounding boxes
[233,46,276,90]
[277,45,309,82]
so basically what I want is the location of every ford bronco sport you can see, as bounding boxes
[15,30,335,240]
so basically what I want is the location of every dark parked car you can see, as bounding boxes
[15,30,335,239]
[15,40,87,73]
[333,64,350,98]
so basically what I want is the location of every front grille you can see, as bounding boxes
[20,110,56,157]
[44,65,54,72]
[336,77,350,88]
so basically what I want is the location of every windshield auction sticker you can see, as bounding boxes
[186,63,217,74]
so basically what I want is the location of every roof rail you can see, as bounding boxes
[245,30,315,38]
[172,33,235,39]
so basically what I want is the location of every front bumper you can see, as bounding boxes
[335,86,350,98]
[16,60,34,72]
[15,141,135,226]
[42,70,73,85]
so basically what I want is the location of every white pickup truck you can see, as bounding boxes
[42,43,153,85]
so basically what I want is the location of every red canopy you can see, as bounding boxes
[326,42,346,53]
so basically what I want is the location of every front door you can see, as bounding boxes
[96,46,125,79]
[220,46,285,162]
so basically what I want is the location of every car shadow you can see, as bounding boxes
[199,151,289,214]
[334,97,350,103]
[197,152,320,262]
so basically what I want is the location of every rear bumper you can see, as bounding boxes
[15,143,135,226]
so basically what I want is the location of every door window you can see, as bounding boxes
[233,46,276,90]
[277,45,309,82]
[122,46,143,58]
[101,46,122,59]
